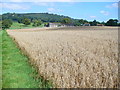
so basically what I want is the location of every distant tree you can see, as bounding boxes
[79,19,84,24]
[22,18,31,25]
[37,20,42,26]
[32,20,42,27]
[61,18,72,24]
[92,20,97,26]
[118,23,120,26]
[18,17,23,23]
[78,19,88,26]
[72,20,80,26]
[2,19,12,30]
[89,22,93,26]
[89,20,100,26]
[101,21,105,25]
[0,21,2,29]
[105,19,118,26]
[44,23,49,27]
[74,22,80,26]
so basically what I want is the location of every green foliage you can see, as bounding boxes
[22,18,31,25]
[105,19,118,26]
[79,19,88,24]
[73,19,88,26]
[44,23,49,27]
[2,19,13,30]
[2,13,119,26]
[61,18,72,24]
[0,31,2,89]
[118,23,120,26]
[92,20,97,26]
[89,20,101,26]
[0,21,2,29]
[18,17,23,23]
[89,20,97,26]
[32,20,42,27]
[9,22,44,29]
[101,21,105,25]
[2,13,71,23]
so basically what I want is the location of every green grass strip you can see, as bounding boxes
[0,30,2,89]
[2,30,53,88]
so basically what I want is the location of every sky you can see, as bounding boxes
[0,0,119,22]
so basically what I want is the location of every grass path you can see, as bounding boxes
[2,30,52,88]
[0,30,2,89]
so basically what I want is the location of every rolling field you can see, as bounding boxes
[7,26,118,88]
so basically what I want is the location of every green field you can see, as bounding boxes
[9,22,44,29]
[2,30,52,88]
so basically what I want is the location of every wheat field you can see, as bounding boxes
[7,26,118,88]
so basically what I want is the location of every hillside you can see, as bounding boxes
[2,13,74,22]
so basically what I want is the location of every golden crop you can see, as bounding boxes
[7,26,118,88]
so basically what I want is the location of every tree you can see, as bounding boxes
[61,18,72,24]
[32,20,42,27]
[44,23,49,27]
[118,23,120,26]
[18,17,23,23]
[101,21,105,25]
[79,19,88,24]
[2,19,12,30]
[105,19,118,26]
[89,20,100,26]
[22,18,31,25]
[79,19,84,24]
[92,20,97,26]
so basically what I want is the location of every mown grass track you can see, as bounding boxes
[0,30,2,89]
[2,30,52,88]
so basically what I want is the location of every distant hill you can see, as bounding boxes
[1,13,119,26]
[2,13,76,22]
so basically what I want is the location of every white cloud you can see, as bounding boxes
[112,3,118,8]
[106,3,118,8]
[100,10,109,16]
[1,3,30,10]
[90,16,96,18]
[48,8,55,12]
[47,8,62,13]
[34,2,55,7]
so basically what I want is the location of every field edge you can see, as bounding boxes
[3,30,53,88]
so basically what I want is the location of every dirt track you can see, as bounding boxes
[7,26,118,88]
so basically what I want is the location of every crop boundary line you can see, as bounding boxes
[6,30,54,88]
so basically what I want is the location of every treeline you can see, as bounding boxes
[1,13,120,29]
[2,13,71,22]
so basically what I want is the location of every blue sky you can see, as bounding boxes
[0,2,118,22]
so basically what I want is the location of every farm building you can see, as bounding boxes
[83,23,90,26]
[97,24,104,26]
[49,23,60,27]
[48,23,66,27]
[46,23,74,27]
